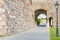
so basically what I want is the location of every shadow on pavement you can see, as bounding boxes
[38,25,46,27]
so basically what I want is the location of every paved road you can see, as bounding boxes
[40,20,46,25]
[38,20,46,27]
[0,27,50,40]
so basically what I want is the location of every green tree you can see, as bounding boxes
[36,18,42,25]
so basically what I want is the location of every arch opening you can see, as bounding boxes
[35,9,47,27]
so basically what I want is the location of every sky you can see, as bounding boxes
[38,14,46,18]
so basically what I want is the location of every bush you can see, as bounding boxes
[36,18,42,25]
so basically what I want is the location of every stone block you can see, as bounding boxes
[0,29,7,35]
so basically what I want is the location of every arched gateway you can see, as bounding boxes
[34,9,53,27]
[34,9,47,27]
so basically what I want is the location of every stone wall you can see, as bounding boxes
[0,0,8,35]
[32,0,60,27]
[4,0,36,35]
[1,0,60,35]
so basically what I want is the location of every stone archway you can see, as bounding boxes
[34,9,47,27]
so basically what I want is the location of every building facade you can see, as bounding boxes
[0,0,60,35]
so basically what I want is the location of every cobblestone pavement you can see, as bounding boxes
[0,27,50,40]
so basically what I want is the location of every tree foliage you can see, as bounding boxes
[36,18,42,25]
[36,18,48,25]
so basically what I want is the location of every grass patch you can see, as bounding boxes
[50,28,60,40]
[0,35,7,37]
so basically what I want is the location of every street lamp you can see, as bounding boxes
[55,0,59,37]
